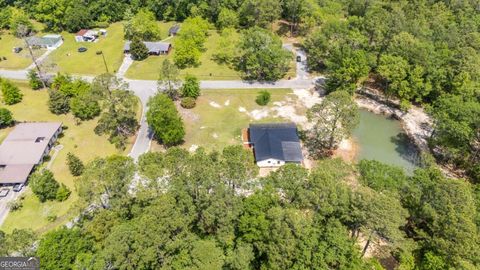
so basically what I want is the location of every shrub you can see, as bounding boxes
[66,152,84,176]
[46,215,57,222]
[180,97,196,109]
[0,79,23,105]
[7,199,23,211]
[130,36,148,61]
[28,70,43,90]
[255,90,271,106]
[56,183,71,201]
[0,108,14,127]
[29,170,60,202]
[181,74,200,99]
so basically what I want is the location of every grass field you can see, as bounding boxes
[45,23,125,75]
[0,32,45,70]
[151,89,299,152]
[0,81,135,233]
[126,30,296,81]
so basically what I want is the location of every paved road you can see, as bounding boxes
[0,46,314,161]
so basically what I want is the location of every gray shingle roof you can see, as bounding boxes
[124,41,171,54]
[249,123,303,163]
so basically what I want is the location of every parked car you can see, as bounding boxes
[296,55,302,62]
[13,183,24,192]
[13,47,22,53]
[78,47,87,53]
[0,188,9,198]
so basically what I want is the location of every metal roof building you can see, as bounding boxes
[248,123,303,167]
[0,122,62,184]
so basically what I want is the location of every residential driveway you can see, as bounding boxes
[0,187,24,226]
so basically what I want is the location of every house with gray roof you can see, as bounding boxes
[247,123,303,167]
[26,34,63,49]
[124,41,172,55]
[0,122,62,185]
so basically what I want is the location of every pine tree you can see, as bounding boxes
[66,152,84,176]
[130,36,149,61]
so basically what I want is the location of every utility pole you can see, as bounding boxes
[99,51,109,73]
[18,24,47,89]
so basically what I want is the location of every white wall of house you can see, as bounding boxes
[257,158,285,168]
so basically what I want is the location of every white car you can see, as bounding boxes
[0,188,9,198]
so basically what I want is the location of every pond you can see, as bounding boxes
[353,109,419,174]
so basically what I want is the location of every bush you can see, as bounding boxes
[180,97,196,109]
[255,90,271,106]
[7,199,23,211]
[46,215,57,222]
[0,79,23,105]
[0,108,14,127]
[66,152,84,176]
[56,183,71,201]
[130,36,148,61]
[48,90,71,114]
[29,170,60,202]
[181,75,201,99]
[28,70,43,90]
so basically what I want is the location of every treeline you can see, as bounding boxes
[1,148,479,269]
[302,0,480,182]
[0,0,321,33]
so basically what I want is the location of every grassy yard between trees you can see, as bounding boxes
[152,88,300,152]
[126,30,296,80]
[44,23,125,75]
[0,32,45,70]
[0,81,137,233]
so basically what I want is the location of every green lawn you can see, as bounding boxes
[126,30,242,80]
[0,81,134,233]
[0,32,45,70]
[45,23,125,75]
[170,89,299,152]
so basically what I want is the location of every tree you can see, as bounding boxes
[212,28,239,64]
[3,229,36,256]
[221,145,258,192]
[28,70,43,90]
[9,7,33,36]
[358,160,408,192]
[324,48,370,94]
[255,90,271,105]
[124,8,160,41]
[29,170,60,202]
[157,59,181,100]
[66,152,84,176]
[0,78,23,105]
[236,27,292,81]
[95,90,139,150]
[48,90,70,114]
[306,91,359,157]
[76,155,135,210]
[63,2,91,32]
[239,0,281,28]
[129,36,148,61]
[146,93,185,146]
[217,8,239,29]
[70,94,101,120]
[0,108,13,127]
[281,0,310,34]
[37,228,93,270]
[174,38,201,68]
[181,74,200,99]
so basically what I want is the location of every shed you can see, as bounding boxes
[169,24,181,36]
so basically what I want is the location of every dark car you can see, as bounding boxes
[296,55,302,62]
[78,47,88,53]
[13,183,24,192]
[13,47,22,53]
[0,188,9,198]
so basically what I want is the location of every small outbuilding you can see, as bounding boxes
[246,123,303,167]
[124,41,172,55]
[26,34,63,49]
[75,29,99,42]
[169,24,181,36]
